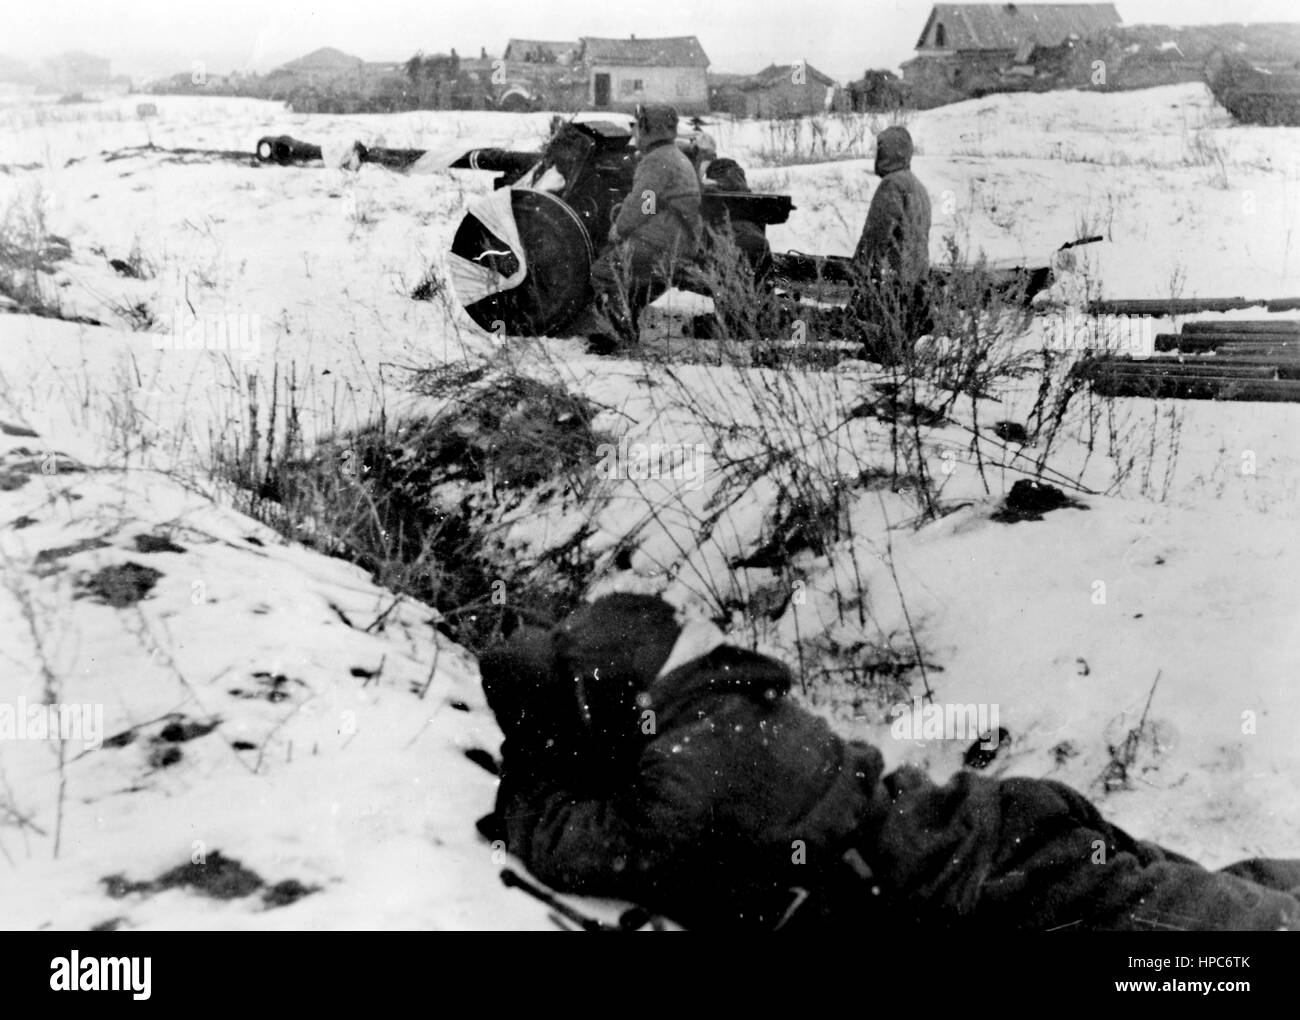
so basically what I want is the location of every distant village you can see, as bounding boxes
[4,5,1300,115]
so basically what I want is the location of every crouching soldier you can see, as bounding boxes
[852,125,933,363]
[679,134,775,340]
[572,105,702,355]
[686,133,772,279]
[479,593,1300,931]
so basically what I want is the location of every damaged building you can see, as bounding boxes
[901,2,1122,106]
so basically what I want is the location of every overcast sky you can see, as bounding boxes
[9,0,1300,83]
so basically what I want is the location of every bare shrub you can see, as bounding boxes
[0,187,66,317]
[751,112,872,167]
[209,358,611,652]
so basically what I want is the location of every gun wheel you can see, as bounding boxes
[453,189,593,337]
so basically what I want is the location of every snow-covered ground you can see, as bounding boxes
[1,83,1298,929]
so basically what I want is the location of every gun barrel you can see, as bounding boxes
[356,144,428,171]
[255,135,323,165]
[450,148,541,175]
[703,191,794,227]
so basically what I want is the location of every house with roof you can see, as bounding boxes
[729,61,839,118]
[901,3,1121,103]
[578,36,710,115]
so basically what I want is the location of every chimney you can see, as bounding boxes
[631,33,636,40]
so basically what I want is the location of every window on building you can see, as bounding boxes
[620,78,644,95]
[936,23,947,47]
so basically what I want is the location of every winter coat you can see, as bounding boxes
[613,138,702,263]
[871,766,1300,931]
[488,624,1300,931]
[854,126,932,287]
[493,639,888,929]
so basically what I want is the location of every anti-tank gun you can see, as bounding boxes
[252,120,1075,339]
[447,119,794,336]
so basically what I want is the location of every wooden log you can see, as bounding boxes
[1086,362,1277,380]
[1087,376,1300,402]
[1154,335,1208,352]
[1155,343,1300,356]
[1077,354,1300,401]
[1169,354,1300,373]
[1212,343,1300,359]
[1128,376,1300,402]
[1182,320,1300,336]
[1154,332,1300,352]
[1087,297,1259,316]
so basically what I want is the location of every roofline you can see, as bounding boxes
[504,40,579,52]
[742,62,837,88]
[578,36,710,67]
[914,3,1122,52]
[917,8,939,50]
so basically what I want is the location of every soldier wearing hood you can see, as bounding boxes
[852,125,933,359]
[855,125,931,285]
[479,593,1300,931]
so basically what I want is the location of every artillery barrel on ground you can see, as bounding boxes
[255,135,323,165]
[351,143,430,171]
[449,148,545,178]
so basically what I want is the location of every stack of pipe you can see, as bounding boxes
[1079,319,1300,402]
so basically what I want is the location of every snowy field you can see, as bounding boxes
[1,83,1298,929]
